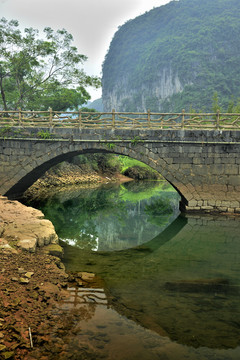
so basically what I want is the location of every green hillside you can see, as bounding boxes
[102,0,240,112]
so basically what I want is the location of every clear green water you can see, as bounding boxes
[26,181,240,359]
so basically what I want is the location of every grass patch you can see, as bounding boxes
[118,155,152,173]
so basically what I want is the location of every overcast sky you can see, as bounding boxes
[1,0,171,100]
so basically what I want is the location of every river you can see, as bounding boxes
[25,181,240,360]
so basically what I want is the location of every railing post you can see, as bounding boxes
[78,109,82,128]
[181,109,185,129]
[18,108,22,126]
[147,109,151,128]
[216,109,220,129]
[49,107,53,128]
[112,109,115,129]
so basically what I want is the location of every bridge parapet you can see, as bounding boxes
[0,109,240,130]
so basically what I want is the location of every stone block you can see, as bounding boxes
[228,176,240,186]
[224,164,239,175]
[208,200,216,206]
[174,157,193,164]
[188,200,198,207]
[221,157,236,164]
[211,164,226,175]
[193,158,202,164]
[201,205,214,210]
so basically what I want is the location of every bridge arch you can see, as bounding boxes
[3,142,187,208]
[1,127,240,213]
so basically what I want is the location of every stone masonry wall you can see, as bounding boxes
[0,128,240,213]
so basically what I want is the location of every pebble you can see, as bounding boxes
[18,268,26,274]
[0,344,6,351]
[19,277,29,284]
[2,351,15,359]
[25,272,34,278]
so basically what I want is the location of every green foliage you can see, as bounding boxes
[69,153,161,179]
[37,130,52,139]
[123,165,160,180]
[105,142,116,150]
[118,156,149,173]
[0,124,12,137]
[102,0,240,112]
[70,153,120,174]
[130,136,144,146]
[212,91,222,113]
[0,18,101,111]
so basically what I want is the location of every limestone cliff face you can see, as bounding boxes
[103,67,186,112]
[102,0,240,112]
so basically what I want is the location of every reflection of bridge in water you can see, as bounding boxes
[61,287,108,310]
[62,213,240,352]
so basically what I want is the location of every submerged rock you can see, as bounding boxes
[43,244,64,258]
[165,278,230,293]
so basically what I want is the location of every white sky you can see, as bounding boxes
[0,0,171,100]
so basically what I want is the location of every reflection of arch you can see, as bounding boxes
[62,213,187,258]
[129,214,188,253]
[62,214,240,350]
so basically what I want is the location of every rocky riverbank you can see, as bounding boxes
[0,250,69,360]
[0,155,160,359]
[0,195,104,359]
[23,160,132,200]
[0,196,59,254]
[0,247,103,360]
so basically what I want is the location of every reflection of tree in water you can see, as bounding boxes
[145,198,173,216]
[144,197,176,227]
[123,180,172,194]
[27,182,180,251]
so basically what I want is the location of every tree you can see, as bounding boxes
[0,18,101,111]
[211,91,222,113]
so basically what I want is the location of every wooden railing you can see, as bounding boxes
[0,108,240,130]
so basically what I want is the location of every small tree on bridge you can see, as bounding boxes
[0,18,101,111]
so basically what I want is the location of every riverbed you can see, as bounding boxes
[24,181,240,360]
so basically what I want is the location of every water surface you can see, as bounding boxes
[26,181,240,359]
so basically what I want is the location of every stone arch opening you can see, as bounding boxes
[5,149,108,198]
[5,145,186,212]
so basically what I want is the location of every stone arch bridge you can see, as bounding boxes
[0,126,240,213]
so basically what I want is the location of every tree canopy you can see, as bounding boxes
[0,18,101,111]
